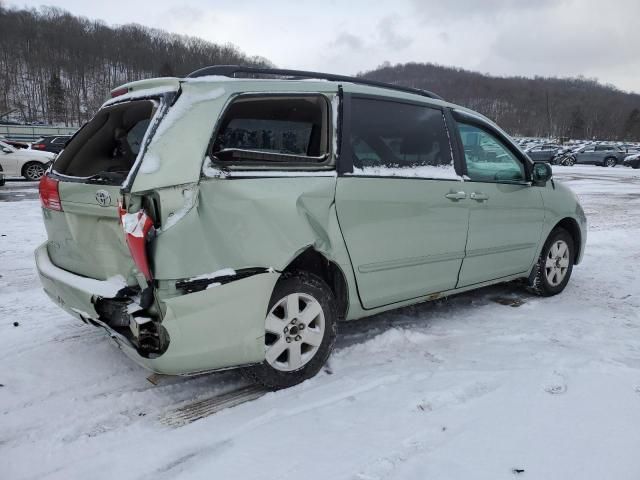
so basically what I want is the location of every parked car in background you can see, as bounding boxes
[620,144,640,154]
[2,139,30,149]
[0,139,55,180]
[565,144,627,167]
[525,144,561,163]
[35,66,587,389]
[30,135,72,154]
[623,153,640,169]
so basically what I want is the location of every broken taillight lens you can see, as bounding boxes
[39,175,62,211]
[119,208,154,281]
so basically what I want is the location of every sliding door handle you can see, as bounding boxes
[470,192,489,201]
[444,191,467,201]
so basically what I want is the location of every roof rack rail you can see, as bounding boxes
[186,65,444,101]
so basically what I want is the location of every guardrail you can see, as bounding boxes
[0,124,78,142]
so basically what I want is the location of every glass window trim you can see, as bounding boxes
[339,93,459,181]
[207,92,334,170]
[451,111,532,185]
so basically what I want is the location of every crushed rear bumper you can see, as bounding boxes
[35,242,280,375]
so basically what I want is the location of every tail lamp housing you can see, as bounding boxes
[39,175,63,211]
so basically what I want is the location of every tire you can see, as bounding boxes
[243,271,337,390]
[603,157,617,167]
[23,162,46,181]
[529,228,575,297]
[0,173,4,186]
[633,163,640,170]
[563,156,576,166]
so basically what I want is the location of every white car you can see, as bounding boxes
[0,140,55,183]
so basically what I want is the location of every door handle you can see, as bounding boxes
[470,192,489,201]
[444,191,467,201]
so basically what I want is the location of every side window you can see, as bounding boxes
[349,97,456,179]
[458,123,525,183]
[583,145,596,152]
[211,95,329,164]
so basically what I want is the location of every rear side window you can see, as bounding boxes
[52,99,157,181]
[348,98,456,179]
[211,95,329,164]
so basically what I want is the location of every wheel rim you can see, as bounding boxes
[605,158,616,167]
[545,240,570,287]
[264,292,325,372]
[26,164,44,179]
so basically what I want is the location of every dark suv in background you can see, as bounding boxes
[30,135,72,154]
[568,144,626,167]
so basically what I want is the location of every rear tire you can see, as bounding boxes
[603,157,617,167]
[529,228,575,297]
[23,162,45,181]
[243,271,337,390]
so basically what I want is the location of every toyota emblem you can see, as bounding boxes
[95,190,111,207]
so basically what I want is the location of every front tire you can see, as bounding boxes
[244,271,337,390]
[23,162,45,181]
[603,157,617,167]
[563,156,576,166]
[530,228,575,296]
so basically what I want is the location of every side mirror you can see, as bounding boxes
[2,147,12,154]
[532,162,553,185]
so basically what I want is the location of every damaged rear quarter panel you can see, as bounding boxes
[145,176,355,372]
[151,176,343,279]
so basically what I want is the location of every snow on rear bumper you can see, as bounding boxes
[35,242,128,320]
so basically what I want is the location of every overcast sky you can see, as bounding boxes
[11,0,640,93]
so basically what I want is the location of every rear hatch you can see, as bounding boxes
[41,94,168,284]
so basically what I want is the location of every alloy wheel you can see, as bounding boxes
[264,292,325,372]
[25,163,45,180]
[545,240,570,287]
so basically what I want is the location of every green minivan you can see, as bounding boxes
[36,66,587,389]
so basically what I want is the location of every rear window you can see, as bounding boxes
[52,99,157,181]
[211,95,329,165]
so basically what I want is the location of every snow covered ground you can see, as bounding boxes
[2,166,640,479]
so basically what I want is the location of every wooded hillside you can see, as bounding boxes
[2,5,639,141]
[361,62,640,141]
[0,5,269,126]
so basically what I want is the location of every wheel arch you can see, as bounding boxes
[553,217,582,264]
[282,247,349,321]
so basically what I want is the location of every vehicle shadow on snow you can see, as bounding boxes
[335,281,531,350]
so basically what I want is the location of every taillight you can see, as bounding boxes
[120,209,154,281]
[32,144,45,149]
[39,175,62,211]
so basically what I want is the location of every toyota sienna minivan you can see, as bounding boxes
[36,66,587,389]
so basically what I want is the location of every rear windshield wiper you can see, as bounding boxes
[85,171,129,184]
